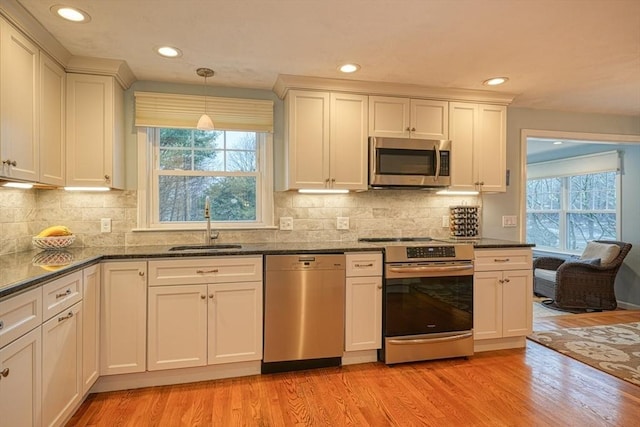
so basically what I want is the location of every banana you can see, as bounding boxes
[37,225,73,237]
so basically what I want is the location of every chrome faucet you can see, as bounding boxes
[204,196,219,244]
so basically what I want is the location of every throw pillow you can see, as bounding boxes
[580,242,620,265]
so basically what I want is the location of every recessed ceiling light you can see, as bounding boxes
[339,63,361,73]
[50,5,91,23]
[482,77,509,86]
[156,46,183,58]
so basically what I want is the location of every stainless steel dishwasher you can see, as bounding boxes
[262,254,345,374]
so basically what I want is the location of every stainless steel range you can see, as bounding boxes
[359,237,475,364]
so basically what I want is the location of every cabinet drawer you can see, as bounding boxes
[148,256,263,286]
[474,249,532,272]
[346,252,382,277]
[42,271,83,321]
[0,287,42,347]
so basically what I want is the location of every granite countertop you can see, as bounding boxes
[0,238,534,299]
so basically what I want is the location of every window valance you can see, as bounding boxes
[134,91,273,132]
[528,150,620,180]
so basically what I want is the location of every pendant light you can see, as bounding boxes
[196,67,215,130]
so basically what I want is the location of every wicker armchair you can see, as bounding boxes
[533,240,632,310]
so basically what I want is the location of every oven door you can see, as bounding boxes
[383,262,473,363]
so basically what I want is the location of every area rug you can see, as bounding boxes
[528,322,640,386]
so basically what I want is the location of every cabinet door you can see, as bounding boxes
[476,104,506,192]
[147,285,208,371]
[411,99,449,140]
[330,93,368,190]
[473,271,502,340]
[66,74,124,189]
[82,264,100,394]
[501,269,533,337]
[448,102,477,191]
[208,281,262,365]
[285,90,330,189]
[0,20,39,181]
[42,301,82,427]
[39,54,66,186]
[368,96,410,138]
[0,326,42,427]
[345,276,382,351]
[100,261,147,375]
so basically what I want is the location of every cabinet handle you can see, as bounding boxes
[0,368,9,378]
[355,263,374,268]
[494,258,510,263]
[201,295,206,300]
[2,159,17,167]
[138,271,145,276]
[55,289,71,299]
[58,311,74,322]
[196,269,219,274]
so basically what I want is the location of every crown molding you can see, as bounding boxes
[66,56,136,90]
[273,74,517,105]
[0,0,71,67]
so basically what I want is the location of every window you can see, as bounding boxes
[526,152,619,252]
[139,127,273,230]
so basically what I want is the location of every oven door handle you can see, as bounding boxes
[388,332,473,345]
[388,265,474,274]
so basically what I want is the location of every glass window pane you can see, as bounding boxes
[527,178,561,210]
[159,129,192,147]
[194,130,223,148]
[226,151,256,172]
[194,149,223,171]
[526,212,560,248]
[226,132,256,150]
[158,176,256,222]
[159,149,192,170]
[566,213,617,251]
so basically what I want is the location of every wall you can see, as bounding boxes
[487,107,640,306]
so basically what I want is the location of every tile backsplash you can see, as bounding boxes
[0,187,478,254]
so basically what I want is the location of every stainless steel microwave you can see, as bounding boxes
[369,137,451,188]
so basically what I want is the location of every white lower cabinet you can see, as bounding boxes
[345,252,383,352]
[42,301,82,427]
[0,326,42,427]
[147,257,263,371]
[473,249,533,347]
[100,261,147,375]
[82,264,100,393]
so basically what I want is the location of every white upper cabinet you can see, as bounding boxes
[369,96,448,140]
[448,102,506,192]
[39,54,66,186]
[284,90,368,191]
[0,18,39,181]
[66,73,125,189]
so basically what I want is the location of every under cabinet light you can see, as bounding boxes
[64,186,110,192]
[436,190,479,196]
[3,182,34,189]
[298,189,349,194]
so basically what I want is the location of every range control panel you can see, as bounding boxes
[406,246,456,259]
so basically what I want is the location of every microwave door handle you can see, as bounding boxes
[434,142,441,181]
[370,138,377,177]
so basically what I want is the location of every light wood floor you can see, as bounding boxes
[69,310,640,427]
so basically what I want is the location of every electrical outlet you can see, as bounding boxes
[100,218,112,233]
[279,217,293,231]
[442,216,449,227]
[502,215,518,227]
[337,217,349,230]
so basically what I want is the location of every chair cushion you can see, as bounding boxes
[571,257,602,266]
[534,268,556,282]
[580,242,621,265]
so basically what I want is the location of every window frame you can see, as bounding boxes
[526,172,620,253]
[136,127,274,231]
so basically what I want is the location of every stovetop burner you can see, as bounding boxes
[358,237,433,243]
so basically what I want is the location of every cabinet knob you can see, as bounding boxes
[201,294,206,300]
[377,285,383,289]
[0,368,9,378]
[405,127,411,131]
[209,294,214,299]
[104,174,111,182]
[138,271,145,276]
[504,278,511,283]
[2,159,17,167]
[411,127,416,132]
[0,320,4,330]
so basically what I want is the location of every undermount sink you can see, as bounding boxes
[168,244,242,251]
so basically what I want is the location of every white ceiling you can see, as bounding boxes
[16,0,640,116]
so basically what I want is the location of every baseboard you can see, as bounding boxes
[617,300,640,310]
[342,349,379,365]
[474,336,526,353]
